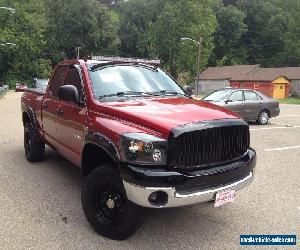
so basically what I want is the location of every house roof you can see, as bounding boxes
[198,65,260,80]
[233,68,287,81]
[199,65,300,82]
[279,67,300,80]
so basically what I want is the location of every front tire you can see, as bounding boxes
[257,110,269,125]
[81,165,144,240]
[24,122,45,162]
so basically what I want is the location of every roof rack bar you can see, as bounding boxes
[91,56,161,66]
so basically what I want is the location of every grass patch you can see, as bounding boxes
[279,97,300,105]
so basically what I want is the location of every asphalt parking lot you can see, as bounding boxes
[0,91,299,249]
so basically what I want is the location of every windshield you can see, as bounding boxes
[203,89,232,102]
[89,65,185,99]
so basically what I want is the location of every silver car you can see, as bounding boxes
[202,88,280,125]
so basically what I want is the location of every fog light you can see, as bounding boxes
[149,192,158,202]
[148,191,168,206]
[152,149,162,162]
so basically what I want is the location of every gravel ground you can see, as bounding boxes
[0,91,299,249]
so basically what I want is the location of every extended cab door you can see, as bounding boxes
[42,65,68,147]
[55,64,87,166]
[223,90,245,118]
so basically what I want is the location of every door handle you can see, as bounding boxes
[56,108,64,115]
[42,103,48,109]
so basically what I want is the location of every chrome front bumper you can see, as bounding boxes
[123,172,254,208]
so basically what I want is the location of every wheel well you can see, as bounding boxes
[22,112,30,126]
[81,144,116,177]
[261,109,270,116]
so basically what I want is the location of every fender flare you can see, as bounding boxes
[83,129,120,163]
[22,106,43,142]
[22,106,38,128]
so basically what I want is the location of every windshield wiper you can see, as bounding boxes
[150,90,190,97]
[98,90,190,99]
[98,91,156,99]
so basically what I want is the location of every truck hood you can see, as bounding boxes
[98,97,240,137]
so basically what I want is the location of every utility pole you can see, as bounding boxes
[180,36,203,96]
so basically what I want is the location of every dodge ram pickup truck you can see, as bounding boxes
[21,58,256,240]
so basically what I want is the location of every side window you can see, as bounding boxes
[63,65,83,100]
[229,91,243,102]
[49,65,68,97]
[244,91,258,101]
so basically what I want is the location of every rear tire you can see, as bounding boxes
[81,165,144,240]
[257,110,269,125]
[24,122,45,162]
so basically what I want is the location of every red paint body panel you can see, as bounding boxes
[94,97,238,138]
[21,59,241,168]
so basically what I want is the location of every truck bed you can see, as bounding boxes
[21,89,45,136]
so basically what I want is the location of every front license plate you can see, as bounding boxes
[214,189,235,208]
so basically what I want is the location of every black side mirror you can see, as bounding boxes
[183,86,193,96]
[58,85,79,104]
[225,99,232,104]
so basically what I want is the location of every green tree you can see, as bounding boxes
[209,2,248,65]
[117,0,167,58]
[268,0,300,66]
[2,0,300,85]
[152,0,217,79]
[235,0,288,66]
[0,0,51,83]
[45,0,120,60]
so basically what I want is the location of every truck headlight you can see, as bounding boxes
[120,133,167,165]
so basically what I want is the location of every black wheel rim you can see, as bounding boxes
[94,185,127,228]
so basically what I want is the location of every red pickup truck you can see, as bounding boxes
[21,59,256,240]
